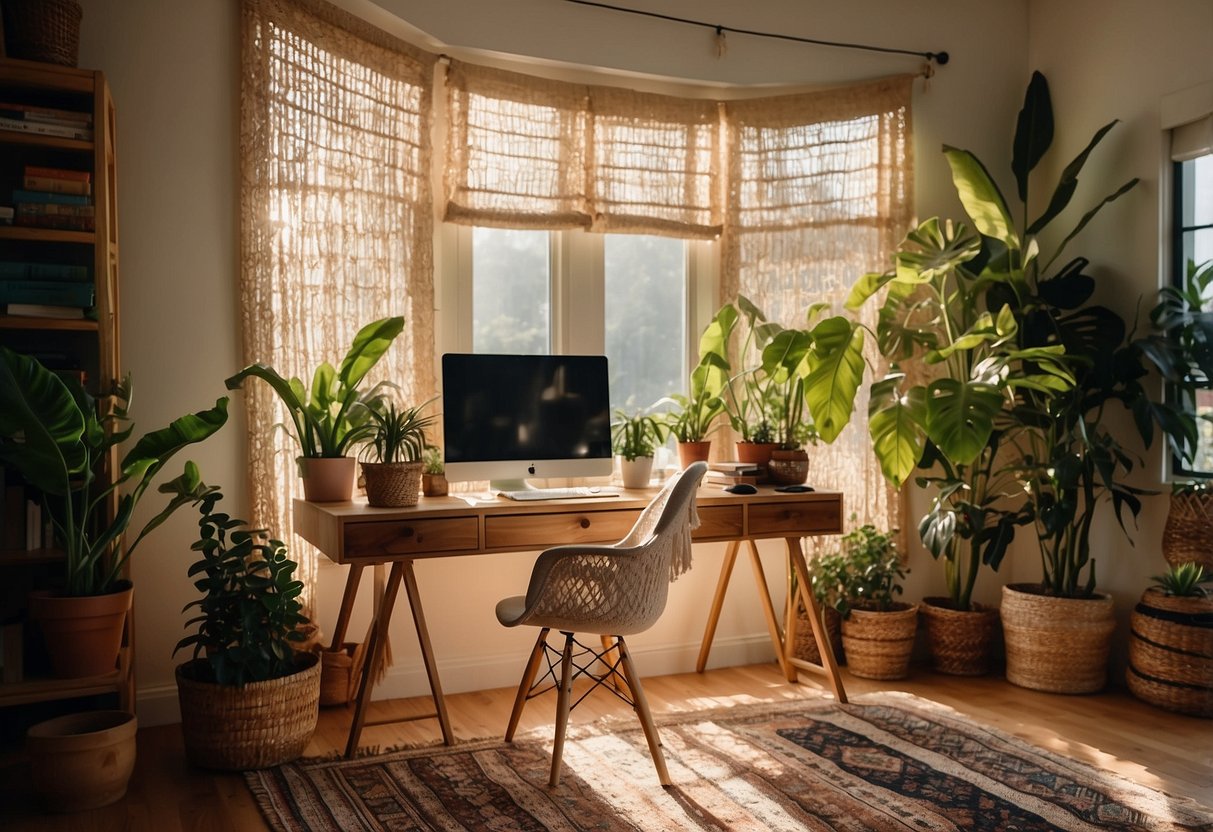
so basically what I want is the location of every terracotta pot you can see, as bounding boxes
[618,456,654,489]
[29,582,132,678]
[27,710,137,812]
[361,460,422,507]
[1001,583,1115,694]
[735,441,778,469]
[298,456,356,502]
[767,448,809,485]
[919,597,1000,676]
[422,472,449,497]
[677,440,712,468]
[840,603,918,680]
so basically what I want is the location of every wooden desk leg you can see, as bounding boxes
[328,563,365,651]
[746,540,791,680]
[346,561,404,758]
[786,537,847,703]
[696,540,740,672]
[401,560,455,745]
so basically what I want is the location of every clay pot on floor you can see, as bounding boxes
[27,710,137,812]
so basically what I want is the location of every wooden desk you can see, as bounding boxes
[293,485,847,757]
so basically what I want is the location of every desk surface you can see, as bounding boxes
[294,486,844,564]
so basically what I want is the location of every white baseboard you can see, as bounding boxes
[135,634,777,727]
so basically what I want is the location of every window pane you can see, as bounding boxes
[472,228,549,354]
[1175,153,1213,476]
[604,235,686,413]
[1181,155,1213,228]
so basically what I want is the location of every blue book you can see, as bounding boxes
[0,261,90,281]
[11,189,92,206]
[0,280,94,307]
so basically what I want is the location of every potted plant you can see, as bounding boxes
[422,444,448,497]
[170,478,320,770]
[359,399,436,507]
[224,316,404,502]
[816,523,915,680]
[0,346,229,678]
[611,407,667,488]
[660,302,736,467]
[1126,562,1213,717]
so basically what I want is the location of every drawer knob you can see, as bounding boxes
[579,517,591,529]
[400,526,414,538]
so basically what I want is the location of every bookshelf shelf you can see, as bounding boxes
[0,58,126,712]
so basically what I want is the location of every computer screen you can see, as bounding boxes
[441,353,613,486]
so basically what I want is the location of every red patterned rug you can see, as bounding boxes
[246,692,1213,831]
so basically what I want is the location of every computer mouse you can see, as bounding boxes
[724,483,757,494]
[774,485,815,493]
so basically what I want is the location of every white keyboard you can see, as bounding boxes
[498,487,620,501]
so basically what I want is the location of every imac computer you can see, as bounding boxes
[440,353,617,500]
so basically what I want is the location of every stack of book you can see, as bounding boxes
[0,101,93,141]
[705,461,763,487]
[0,260,94,319]
[12,166,95,232]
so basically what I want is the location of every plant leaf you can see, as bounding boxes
[944,146,1019,249]
[1012,70,1053,202]
[925,378,1002,465]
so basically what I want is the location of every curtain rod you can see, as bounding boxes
[562,0,949,68]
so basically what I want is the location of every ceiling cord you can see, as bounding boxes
[562,0,949,68]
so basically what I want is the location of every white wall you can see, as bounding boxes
[74,0,1032,725]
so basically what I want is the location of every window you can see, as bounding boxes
[1173,150,1213,476]
[472,228,550,354]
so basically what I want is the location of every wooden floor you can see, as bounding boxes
[2,661,1210,830]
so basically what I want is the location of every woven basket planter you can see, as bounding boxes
[362,461,422,507]
[1162,491,1213,571]
[792,603,843,665]
[1126,588,1213,717]
[920,597,1000,676]
[2,0,82,66]
[1001,583,1115,694]
[840,603,918,680]
[320,641,366,706]
[176,652,320,770]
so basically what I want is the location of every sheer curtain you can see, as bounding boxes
[722,76,914,534]
[240,0,436,605]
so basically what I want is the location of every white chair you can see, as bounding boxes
[495,461,707,787]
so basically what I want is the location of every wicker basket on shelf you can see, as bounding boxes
[2,0,83,66]
[1162,489,1213,571]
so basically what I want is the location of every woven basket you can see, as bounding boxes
[920,597,1000,676]
[1125,588,1213,717]
[791,603,843,665]
[1161,490,1213,571]
[319,641,366,706]
[362,461,422,507]
[840,603,918,680]
[176,652,320,770]
[1001,584,1115,694]
[2,0,82,66]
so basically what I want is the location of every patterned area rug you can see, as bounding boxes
[246,692,1213,831]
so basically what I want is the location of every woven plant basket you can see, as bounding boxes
[362,461,422,507]
[176,652,320,770]
[1001,583,1115,694]
[1126,588,1213,717]
[1162,491,1213,571]
[920,597,1000,676]
[840,603,918,680]
[319,641,367,706]
[791,603,843,665]
[2,0,82,66]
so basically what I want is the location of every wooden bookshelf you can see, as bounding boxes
[0,57,126,711]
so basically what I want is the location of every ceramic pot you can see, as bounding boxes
[298,456,356,502]
[736,441,779,469]
[422,472,449,497]
[767,448,809,485]
[29,582,132,678]
[618,456,654,489]
[1001,583,1115,693]
[677,441,712,468]
[27,710,137,812]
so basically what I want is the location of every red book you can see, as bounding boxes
[24,165,92,183]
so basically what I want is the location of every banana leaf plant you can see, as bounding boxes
[660,302,737,442]
[0,346,229,596]
[224,316,404,459]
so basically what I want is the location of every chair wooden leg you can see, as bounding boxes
[617,636,671,787]
[505,628,549,742]
[549,632,575,787]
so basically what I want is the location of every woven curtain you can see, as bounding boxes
[241,0,436,607]
[445,61,722,238]
[722,76,914,536]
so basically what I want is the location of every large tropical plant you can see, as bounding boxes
[660,303,736,443]
[0,346,229,596]
[224,316,404,458]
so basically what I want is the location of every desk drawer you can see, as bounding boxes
[748,499,841,536]
[694,505,743,539]
[485,509,639,550]
[345,517,479,558]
